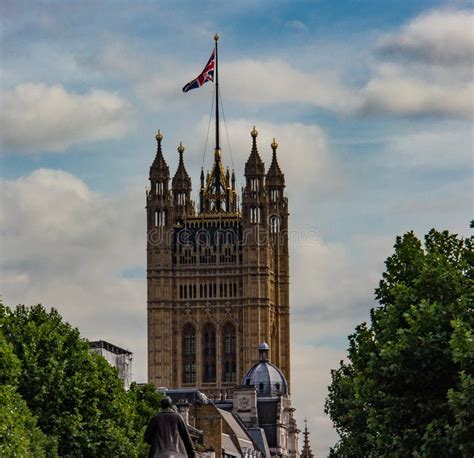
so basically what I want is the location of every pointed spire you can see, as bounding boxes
[172,141,191,191]
[151,129,168,170]
[245,126,265,176]
[301,419,315,458]
[266,137,285,187]
[150,129,169,182]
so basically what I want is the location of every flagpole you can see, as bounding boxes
[214,33,221,211]
[214,33,220,153]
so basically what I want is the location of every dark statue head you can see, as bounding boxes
[161,396,173,410]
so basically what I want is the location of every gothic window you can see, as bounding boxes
[270,214,281,233]
[202,323,216,383]
[250,206,257,223]
[222,323,236,383]
[178,192,186,205]
[154,209,166,227]
[182,324,196,384]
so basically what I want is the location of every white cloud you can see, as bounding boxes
[360,8,474,119]
[0,83,133,153]
[377,9,474,66]
[186,118,346,201]
[0,169,147,380]
[362,63,474,118]
[286,20,307,32]
[221,59,362,114]
[78,40,362,115]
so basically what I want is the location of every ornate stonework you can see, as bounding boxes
[147,128,290,398]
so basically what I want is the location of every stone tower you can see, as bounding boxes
[146,126,290,398]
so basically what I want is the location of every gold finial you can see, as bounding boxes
[251,126,258,138]
[214,33,219,42]
[156,129,163,142]
[271,137,278,151]
[177,141,185,154]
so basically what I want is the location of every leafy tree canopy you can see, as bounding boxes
[325,227,474,457]
[0,303,161,457]
[0,329,54,457]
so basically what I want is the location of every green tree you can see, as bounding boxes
[1,303,139,457]
[325,227,474,457]
[0,326,54,457]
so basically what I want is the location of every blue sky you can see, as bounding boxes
[1,0,472,454]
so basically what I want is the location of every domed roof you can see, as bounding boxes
[241,342,288,397]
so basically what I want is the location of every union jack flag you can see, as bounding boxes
[182,49,215,92]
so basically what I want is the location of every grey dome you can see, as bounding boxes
[241,342,288,397]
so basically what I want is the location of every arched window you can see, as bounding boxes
[182,324,196,384]
[222,323,236,383]
[270,214,281,233]
[202,323,216,383]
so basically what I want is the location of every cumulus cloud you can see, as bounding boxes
[0,169,147,379]
[221,59,361,114]
[377,9,474,67]
[185,118,345,201]
[360,8,474,119]
[0,83,133,153]
[78,40,362,115]
[362,64,474,118]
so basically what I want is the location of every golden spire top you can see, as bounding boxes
[177,141,185,154]
[156,129,163,142]
[271,137,278,151]
[251,125,258,138]
[214,33,219,42]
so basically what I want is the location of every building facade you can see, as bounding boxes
[89,340,133,390]
[147,127,290,398]
[166,343,300,458]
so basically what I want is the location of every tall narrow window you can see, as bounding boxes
[202,324,216,383]
[182,324,196,384]
[222,323,236,383]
